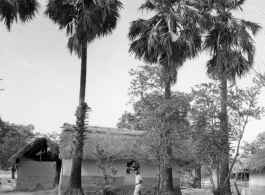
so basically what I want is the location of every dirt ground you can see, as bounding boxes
[0,170,56,195]
[1,171,212,195]
[181,189,212,195]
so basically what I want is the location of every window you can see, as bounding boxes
[126,159,140,174]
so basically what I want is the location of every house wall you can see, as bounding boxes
[59,159,180,194]
[15,160,57,191]
[249,169,265,190]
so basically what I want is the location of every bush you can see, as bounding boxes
[93,146,117,195]
[141,186,157,195]
[85,188,131,195]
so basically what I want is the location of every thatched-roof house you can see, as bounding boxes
[232,158,249,181]
[59,124,181,194]
[9,137,60,191]
[245,148,265,191]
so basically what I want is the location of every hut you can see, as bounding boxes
[59,124,181,193]
[9,137,60,191]
[245,148,265,192]
[232,158,249,181]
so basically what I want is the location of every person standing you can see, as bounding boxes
[134,170,143,195]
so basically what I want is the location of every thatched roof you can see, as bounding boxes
[60,124,145,159]
[232,158,248,173]
[9,137,59,162]
[245,148,265,171]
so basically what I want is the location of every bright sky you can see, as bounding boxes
[0,0,265,142]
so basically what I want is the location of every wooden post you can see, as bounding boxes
[40,141,43,162]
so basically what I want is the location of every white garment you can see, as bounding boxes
[134,175,143,195]
[135,175,143,184]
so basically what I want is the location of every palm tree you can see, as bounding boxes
[0,0,40,31]
[45,1,123,194]
[128,0,201,193]
[202,0,261,194]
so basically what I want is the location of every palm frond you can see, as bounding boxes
[225,50,251,80]
[17,0,40,23]
[0,0,40,31]
[128,19,150,41]
[44,1,76,31]
[96,0,123,37]
[45,0,123,58]
[204,28,219,54]
[128,0,203,88]
[240,20,262,36]
[138,0,156,12]
[67,34,82,58]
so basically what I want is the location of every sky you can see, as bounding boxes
[0,0,265,142]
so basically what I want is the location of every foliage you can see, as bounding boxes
[202,0,261,82]
[141,186,157,195]
[93,145,117,195]
[0,0,40,31]
[45,0,123,52]
[241,131,265,158]
[118,64,192,193]
[240,73,265,157]
[34,131,61,144]
[0,119,35,170]
[200,1,262,193]
[128,0,202,84]
[116,111,142,130]
[190,78,265,190]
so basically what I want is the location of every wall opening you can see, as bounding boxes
[126,159,140,174]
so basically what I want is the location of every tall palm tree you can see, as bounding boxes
[0,0,40,31]
[202,0,261,194]
[128,0,201,193]
[45,1,123,194]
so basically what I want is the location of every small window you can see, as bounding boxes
[126,159,140,174]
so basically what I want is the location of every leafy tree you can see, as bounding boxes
[130,92,192,194]
[241,132,265,157]
[240,73,265,157]
[190,79,264,194]
[93,145,117,195]
[0,0,40,31]
[0,120,35,172]
[190,83,224,189]
[34,131,61,144]
[128,1,202,191]
[119,64,192,194]
[45,1,123,194]
[202,1,261,194]
[116,111,142,130]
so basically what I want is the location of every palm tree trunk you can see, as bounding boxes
[163,78,175,194]
[219,75,231,195]
[64,40,87,195]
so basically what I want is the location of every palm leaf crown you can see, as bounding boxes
[0,0,40,31]
[45,0,123,56]
[128,0,202,85]
[202,0,262,81]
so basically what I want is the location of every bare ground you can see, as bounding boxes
[1,171,212,195]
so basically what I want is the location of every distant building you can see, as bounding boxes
[9,137,60,191]
[245,148,265,192]
[232,158,249,181]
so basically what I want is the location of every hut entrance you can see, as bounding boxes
[125,160,140,185]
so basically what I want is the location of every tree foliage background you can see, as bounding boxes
[0,117,60,170]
